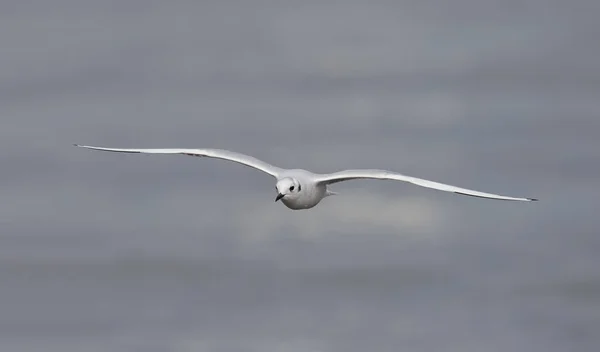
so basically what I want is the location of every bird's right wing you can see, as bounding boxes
[74,145,282,178]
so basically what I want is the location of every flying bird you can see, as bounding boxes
[74,145,537,210]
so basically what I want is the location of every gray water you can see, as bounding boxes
[1,1,599,351]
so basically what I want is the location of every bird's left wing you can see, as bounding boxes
[315,169,537,201]
[74,145,282,178]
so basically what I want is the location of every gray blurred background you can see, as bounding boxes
[1,1,599,351]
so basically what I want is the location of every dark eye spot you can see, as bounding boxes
[289,186,294,191]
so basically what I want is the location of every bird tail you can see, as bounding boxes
[325,189,338,197]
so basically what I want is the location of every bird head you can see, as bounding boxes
[275,177,301,202]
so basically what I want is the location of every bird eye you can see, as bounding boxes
[289,186,294,191]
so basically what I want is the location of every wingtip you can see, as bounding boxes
[528,198,539,202]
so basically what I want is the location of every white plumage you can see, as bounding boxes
[75,144,537,210]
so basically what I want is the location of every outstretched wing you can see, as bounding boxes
[74,144,282,178]
[316,169,537,201]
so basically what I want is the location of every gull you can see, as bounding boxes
[74,145,537,210]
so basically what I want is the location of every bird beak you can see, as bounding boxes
[275,193,284,202]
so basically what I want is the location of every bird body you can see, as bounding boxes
[275,170,330,209]
[74,145,537,210]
